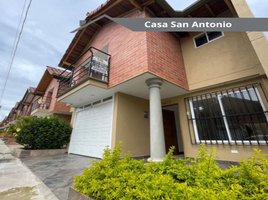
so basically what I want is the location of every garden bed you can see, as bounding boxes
[13,148,67,158]
[71,143,268,200]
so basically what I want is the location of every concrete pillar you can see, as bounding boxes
[146,78,166,162]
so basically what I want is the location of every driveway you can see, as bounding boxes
[21,154,97,200]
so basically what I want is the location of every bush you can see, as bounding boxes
[14,116,72,149]
[74,143,268,200]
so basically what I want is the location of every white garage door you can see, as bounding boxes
[69,100,113,158]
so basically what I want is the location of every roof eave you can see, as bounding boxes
[155,0,213,17]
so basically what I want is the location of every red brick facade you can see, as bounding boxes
[77,9,188,89]
[145,12,188,89]
[46,78,70,113]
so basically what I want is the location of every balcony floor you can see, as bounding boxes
[58,72,189,107]
[31,108,50,117]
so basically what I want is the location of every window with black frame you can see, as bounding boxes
[221,89,268,142]
[194,32,224,48]
[190,96,229,142]
[186,84,268,145]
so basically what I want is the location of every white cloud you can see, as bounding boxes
[13,62,44,81]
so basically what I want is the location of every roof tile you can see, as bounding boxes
[46,66,70,77]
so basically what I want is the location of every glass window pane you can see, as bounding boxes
[192,96,229,140]
[195,34,208,47]
[221,89,268,141]
[207,32,223,41]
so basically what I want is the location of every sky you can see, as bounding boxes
[0,0,267,121]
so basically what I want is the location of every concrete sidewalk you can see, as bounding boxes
[0,139,58,200]
[0,139,14,162]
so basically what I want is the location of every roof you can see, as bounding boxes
[18,86,36,109]
[29,87,36,93]
[34,66,70,95]
[47,66,70,77]
[59,0,231,68]
[86,0,115,18]
[14,102,20,108]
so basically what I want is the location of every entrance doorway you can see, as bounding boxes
[162,105,184,155]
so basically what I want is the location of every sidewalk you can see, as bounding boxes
[0,139,58,200]
[0,139,13,162]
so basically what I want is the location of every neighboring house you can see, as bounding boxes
[0,87,38,128]
[8,102,19,122]
[0,67,72,127]
[0,100,23,128]
[0,66,72,127]
[51,0,268,161]
[0,116,8,128]
[0,117,6,127]
[3,102,20,126]
[17,87,37,117]
[30,66,72,122]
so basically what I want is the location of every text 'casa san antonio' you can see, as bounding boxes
[144,21,233,29]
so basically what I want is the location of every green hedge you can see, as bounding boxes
[74,143,268,200]
[13,116,72,149]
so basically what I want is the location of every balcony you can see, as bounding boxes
[57,47,111,97]
[31,96,52,117]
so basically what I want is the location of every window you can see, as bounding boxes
[194,32,224,48]
[185,83,268,145]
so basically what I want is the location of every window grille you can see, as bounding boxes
[184,83,268,145]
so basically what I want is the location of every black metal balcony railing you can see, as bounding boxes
[31,96,52,112]
[57,47,111,97]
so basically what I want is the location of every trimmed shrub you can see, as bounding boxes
[74,143,268,200]
[14,116,72,149]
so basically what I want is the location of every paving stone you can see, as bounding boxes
[21,154,95,200]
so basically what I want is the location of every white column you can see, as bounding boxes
[146,78,166,162]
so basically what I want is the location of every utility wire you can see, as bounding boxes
[0,0,27,108]
[0,0,33,110]
[0,0,28,107]
[5,0,28,78]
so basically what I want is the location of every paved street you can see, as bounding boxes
[21,154,96,200]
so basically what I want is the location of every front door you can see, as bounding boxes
[162,110,179,155]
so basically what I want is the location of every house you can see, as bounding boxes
[0,116,8,128]
[0,66,72,128]
[8,102,20,122]
[17,87,37,117]
[0,101,21,128]
[55,0,268,162]
[30,66,72,122]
